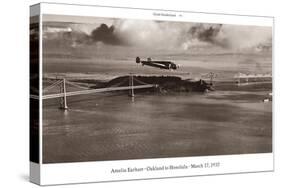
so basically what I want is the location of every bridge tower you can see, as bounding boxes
[208,72,216,85]
[129,73,134,97]
[59,78,68,110]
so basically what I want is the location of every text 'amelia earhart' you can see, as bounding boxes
[111,164,193,174]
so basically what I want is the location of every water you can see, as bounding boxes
[43,90,272,163]
[42,51,272,163]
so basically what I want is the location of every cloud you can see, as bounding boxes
[45,20,272,52]
[89,20,271,52]
[90,23,125,45]
[217,25,272,50]
[187,24,226,47]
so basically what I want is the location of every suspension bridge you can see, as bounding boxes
[234,73,272,85]
[32,74,158,110]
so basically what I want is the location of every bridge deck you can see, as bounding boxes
[42,84,157,100]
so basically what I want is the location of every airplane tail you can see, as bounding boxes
[136,57,141,63]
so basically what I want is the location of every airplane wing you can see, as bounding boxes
[153,61,173,66]
[136,57,178,70]
[141,61,170,69]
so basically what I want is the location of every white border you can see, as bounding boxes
[38,2,274,185]
[41,153,273,185]
[40,2,273,26]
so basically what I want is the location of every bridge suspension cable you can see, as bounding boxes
[65,80,90,90]
[41,76,158,110]
[133,77,151,85]
[42,84,157,100]
[108,77,129,88]
[43,80,63,92]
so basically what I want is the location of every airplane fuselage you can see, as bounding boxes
[136,57,179,70]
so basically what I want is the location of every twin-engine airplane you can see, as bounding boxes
[136,57,179,70]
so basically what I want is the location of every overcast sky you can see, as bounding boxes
[43,14,272,54]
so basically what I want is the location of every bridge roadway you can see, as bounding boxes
[42,84,157,100]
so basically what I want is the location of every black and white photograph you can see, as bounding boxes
[41,14,272,163]
[3,0,281,187]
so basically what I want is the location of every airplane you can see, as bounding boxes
[136,57,179,70]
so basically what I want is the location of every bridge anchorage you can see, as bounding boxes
[42,74,158,110]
